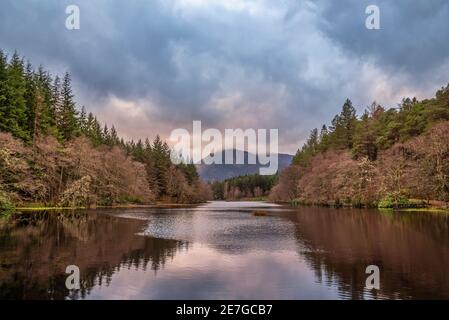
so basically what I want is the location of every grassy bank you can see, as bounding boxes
[222,197,269,202]
[393,207,449,213]
[14,201,205,211]
[283,197,449,213]
[0,191,14,217]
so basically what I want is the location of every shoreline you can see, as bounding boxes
[275,199,449,213]
[4,199,449,215]
[11,202,205,212]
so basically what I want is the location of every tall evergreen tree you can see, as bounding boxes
[132,139,145,161]
[318,125,329,151]
[36,66,58,137]
[110,125,119,145]
[352,111,378,161]
[103,124,110,145]
[329,99,357,149]
[146,135,171,198]
[0,52,28,140]
[92,116,103,146]
[58,72,79,140]
[0,51,8,121]
[24,61,37,140]
[292,128,319,167]
[79,106,87,133]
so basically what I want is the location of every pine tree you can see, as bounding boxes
[52,75,61,112]
[0,51,7,121]
[110,125,119,145]
[102,124,110,145]
[92,116,103,146]
[85,112,94,138]
[318,125,329,151]
[79,106,87,133]
[58,72,79,140]
[1,52,29,140]
[178,162,199,185]
[329,99,357,149]
[31,86,45,146]
[145,135,171,198]
[353,111,378,161]
[24,61,38,140]
[126,140,136,156]
[133,139,145,161]
[292,128,319,167]
[36,66,58,137]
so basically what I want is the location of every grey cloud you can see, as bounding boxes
[1,0,448,153]
[317,0,449,78]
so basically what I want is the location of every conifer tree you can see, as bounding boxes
[58,72,79,140]
[353,111,378,160]
[36,66,58,136]
[146,135,171,198]
[110,125,119,145]
[329,99,357,149]
[133,139,145,162]
[319,125,329,151]
[79,106,87,133]
[24,61,37,138]
[1,52,28,140]
[0,51,8,121]
[92,116,103,146]
[103,124,110,145]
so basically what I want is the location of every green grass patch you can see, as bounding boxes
[289,198,305,206]
[378,195,410,209]
[397,207,449,213]
[0,191,15,217]
[16,206,86,211]
[237,197,268,202]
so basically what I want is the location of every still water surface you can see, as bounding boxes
[1,201,449,299]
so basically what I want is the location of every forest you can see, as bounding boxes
[210,174,277,200]
[270,86,449,208]
[2,48,449,212]
[0,50,212,212]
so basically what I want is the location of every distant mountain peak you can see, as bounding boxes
[196,149,293,181]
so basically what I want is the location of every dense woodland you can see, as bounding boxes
[0,50,212,211]
[1,49,449,211]
[270,87,449,207]
[211,174,277,200]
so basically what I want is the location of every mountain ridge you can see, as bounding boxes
[196,149,293,181]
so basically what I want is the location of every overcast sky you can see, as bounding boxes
[1,0,448,154]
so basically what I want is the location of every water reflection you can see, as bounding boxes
[287,208,449,299]
[0,210,187,299]
[0,202,448,299]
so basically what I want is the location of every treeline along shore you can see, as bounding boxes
[211,173,277,201]
[270,86,449,209]
[0,50,212,214]
[1,49,449,214]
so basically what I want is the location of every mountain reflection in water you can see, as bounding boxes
[0,202,448,299]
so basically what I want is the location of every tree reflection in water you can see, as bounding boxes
[1,204,449,300]
[287,207,449,299]
[0,210,187,300]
